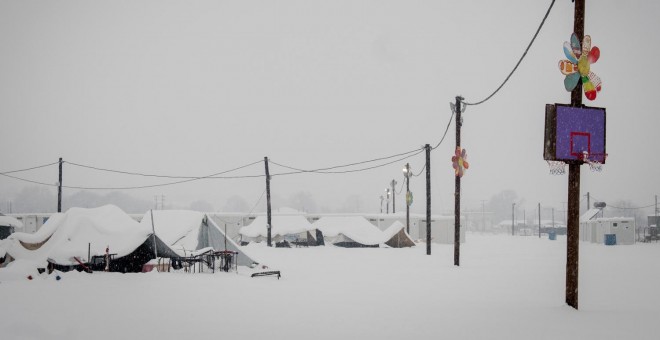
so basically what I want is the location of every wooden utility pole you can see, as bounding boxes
[405,163,411,234]
[454,96,463,266]
[264,157,272,247]
[425,144,431,255]
[58,157,63,212]
[566,0,585,310]
[587,192,590,211]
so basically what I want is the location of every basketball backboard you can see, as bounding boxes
[544,104,606,163]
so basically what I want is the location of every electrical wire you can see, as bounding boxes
[0,161,59,175]
[432,109,455,150]
[412,164,426,177]
[270,149,425,176]
[590,195,656,210]
[64,159,264,179]
[462,0,556,106]
[1,168,264,190]
[269,146,423,175]
[211,188,267,225]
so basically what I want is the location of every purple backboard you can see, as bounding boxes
[544,104,606,163]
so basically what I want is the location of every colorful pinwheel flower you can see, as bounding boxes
[452,147,469,177]
[559,33,602,100]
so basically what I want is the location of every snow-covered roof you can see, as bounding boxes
[0,214,23,229]
[313,216,385,246]
[580,208,602,222]
[3,205,151,265]
[382,220,405,240]
[240,215,314,238]
[140,210,258,266]
[140,210,206,252]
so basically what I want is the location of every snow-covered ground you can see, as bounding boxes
[1,233,658,340]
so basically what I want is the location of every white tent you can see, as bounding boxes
[382,220,415,248]
[313,216,385,247]
[0,213,23,240]
[1,205,152,270]
[140,210,258,267]
[239,215,316,245]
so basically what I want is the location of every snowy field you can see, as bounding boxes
[1,233,659,340]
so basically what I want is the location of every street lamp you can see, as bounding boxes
[380,195,384,214]
[386,188,391,214]
[403,163,412,234]
[390,179,398,214]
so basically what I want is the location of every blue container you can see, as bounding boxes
[549,231,556,240]
[604,234,616,245]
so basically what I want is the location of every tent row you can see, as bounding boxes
[239,215,415,248]
[0,205,258,272]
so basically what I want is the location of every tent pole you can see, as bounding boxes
[150,209,158,259]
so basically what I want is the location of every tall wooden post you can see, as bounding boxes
[454,96,463,266]
[58,157,63,212]
[566,0,585,310]
[264,157,272,247]
[405,163,411,234]
[425,144,431,255]
[391,179,397,214]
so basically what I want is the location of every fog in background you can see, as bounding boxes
[1,1,659,223]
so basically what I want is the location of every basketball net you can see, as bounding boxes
[579,151,606,172]
[547,160,566,175]
[547,152,607,175]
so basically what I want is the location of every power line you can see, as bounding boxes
[432,109,454,150]
[270,149,425,176]
[462,0,556,106]
[0,166,265,190]
[590,195,656,210]
[64,159,264,179]
[0,161,59,175]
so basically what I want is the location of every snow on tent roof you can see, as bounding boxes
[382,220,415,248]
[140,210,205,252]
[0,214,23,229]
[140,210,258,267]
[240,215,314,238]
[382,220,406,240]
[3,205,151,265]
[313,216,385,246]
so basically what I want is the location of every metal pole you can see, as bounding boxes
[391,179,397,214]
[264,157,272,247]
[587,192,590,211]
[58,158,62,212]
[512,203,516,236]
[454,95,463,266]
[538,203,542,238]
[386,188,390,214]
[425,144,431,255]
[566,0,585,310]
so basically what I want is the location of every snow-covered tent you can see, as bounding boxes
[0,213,23,240]
[140,210,258,267]
[382,221,415,248]
[313,216,387,247]
[0,205,156,272]
[239,215,316,246]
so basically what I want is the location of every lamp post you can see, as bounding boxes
[380,195,384,214]
[403,163,412,234]
[386,188,391,214]
[390,179,397,214]
[512,203,516,236]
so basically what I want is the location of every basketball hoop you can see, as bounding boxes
[547,160,566,175]
[579,151,607,172]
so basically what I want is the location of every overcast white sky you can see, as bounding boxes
[1,0,658,215]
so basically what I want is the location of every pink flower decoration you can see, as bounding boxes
[452,147,469,177]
